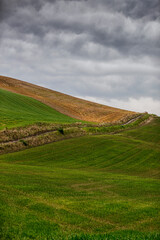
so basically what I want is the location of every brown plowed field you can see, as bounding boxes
[0,75,135,123]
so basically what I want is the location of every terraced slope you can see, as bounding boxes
[0,75,135,123]
[0,117,159,239]
[0,88,81,129]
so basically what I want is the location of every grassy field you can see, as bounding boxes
[0,89,81,129]
[0,118,159,239]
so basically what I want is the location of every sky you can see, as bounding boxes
[0,0,160,115]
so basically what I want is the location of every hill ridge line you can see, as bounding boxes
[0,75,135,123]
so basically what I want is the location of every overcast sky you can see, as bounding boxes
[0,0,160,115]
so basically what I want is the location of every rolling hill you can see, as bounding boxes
[0,75,159,240]
[0,75,135,123]
[0,117,160,239]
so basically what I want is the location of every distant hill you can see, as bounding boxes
[0,75,135,123]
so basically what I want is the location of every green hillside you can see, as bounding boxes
[0,117,160,239]
[0,88,81,129]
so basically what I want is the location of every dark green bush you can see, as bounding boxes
[58,128,64,135]
[19,139,28,146]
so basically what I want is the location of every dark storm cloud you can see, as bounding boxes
[0,0,160,114]
[1,0,159,23]
[1,0,159,56]
[94,0,160,20]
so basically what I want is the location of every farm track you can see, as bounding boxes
[122,114,143,125]
[0,114,152,155]
[0,115,142,144]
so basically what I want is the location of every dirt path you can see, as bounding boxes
[0,114,152,154]
[0,115,142,146]
[122,114,143,125]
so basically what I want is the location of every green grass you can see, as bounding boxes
[0,88,81,129]
[123,117,160,144]
[0,118,160,239]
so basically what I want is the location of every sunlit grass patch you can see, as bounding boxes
[0,88,82,130]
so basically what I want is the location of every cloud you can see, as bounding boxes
[0,0,159,115]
